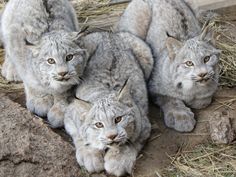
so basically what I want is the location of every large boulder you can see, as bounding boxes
[0,94,84,177]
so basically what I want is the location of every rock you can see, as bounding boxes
[0,95,85,177]
[209,111,235,144]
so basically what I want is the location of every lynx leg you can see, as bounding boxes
[155,95,196,132]
[104,143,140,176]
[188,96,212,109]
[1,53,22,82]
[47,95,69,128]
[75,140,104,173]
[25,84,54,117]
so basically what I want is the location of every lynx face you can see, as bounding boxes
[166,36,220,91]
[28,31,87,90]
[79,94,137,150]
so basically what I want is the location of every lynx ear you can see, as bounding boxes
[23,28,40,46]
[118,79,133,107]
[70,26,89,41]
[24,37,40,57]
[166,37,183,60]
[199,24,215,44]
[25,38,36,46]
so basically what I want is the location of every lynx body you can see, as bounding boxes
[65,32,153,176]
[1,0,87,127]
[117,0,220,132]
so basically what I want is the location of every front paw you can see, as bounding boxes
[104,146,136,176]
[189,97,212,109]
[26,95,53,117]
[76,148,104,173]
[164,108,196,132]
[47,102,67,128]
[1,60,22,82]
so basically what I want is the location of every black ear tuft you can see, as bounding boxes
[24,38,35,46]
[118,79,129,96]
[72,26,90,42]
[166,31,171,37]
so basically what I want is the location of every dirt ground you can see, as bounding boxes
[134,88,236,177]
[2,87,236,177]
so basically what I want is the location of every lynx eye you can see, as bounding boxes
[204,56,210,63]
[115,116,122,124]
[47,58,56,64]
[66,54,74,61]
[185,61,194,67]
[95,122,104,128]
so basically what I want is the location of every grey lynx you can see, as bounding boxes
[64,32,153,176]
[1,0,87,127]
[117,0,220,132]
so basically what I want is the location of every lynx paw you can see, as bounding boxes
[104,146,136,176]
[47,102,67,128]
[164,108,196,132]
[1,60,22,82]
[189,97,212,109]
[26,95,53,117]
[76,148,104,173]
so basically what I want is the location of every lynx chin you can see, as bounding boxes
[117,0,220,132]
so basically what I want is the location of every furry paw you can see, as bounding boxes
[47,101,67,128]
[188,97,212,109]
[104,145,136,176]
[164,108,196,132]
[26,95,53,117]
[1,60,22,82]
[76,148,104,173]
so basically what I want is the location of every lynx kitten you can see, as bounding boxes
[1,0,87,127]
[117,0,220,132]
[64,32,153,176]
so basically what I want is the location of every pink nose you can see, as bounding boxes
[107,134,117,140]
[198,72,207,78]
[58,71,68,77]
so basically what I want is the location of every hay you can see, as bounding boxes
[163,143,236,177]
[207,16,236,87]
[71,0,129,31]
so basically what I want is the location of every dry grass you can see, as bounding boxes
[71,0,129,31]
[215,97,236,110]
[163,143,236,177]
[206,16,236,87]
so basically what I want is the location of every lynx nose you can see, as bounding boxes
[107,134,118,140]
[58,71,68,77]
[198,72,207,78]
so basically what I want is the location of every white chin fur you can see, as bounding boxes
[182,80,194,91]
[49,80,73,92]
[91,141,106,150]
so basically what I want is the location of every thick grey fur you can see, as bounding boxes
[1,0,88,127]
[64,32,153,176]
[117,0,220,132]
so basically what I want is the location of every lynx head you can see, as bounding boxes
[26,31,88,91]
[72,82,140,150]
[165,28,220,91]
